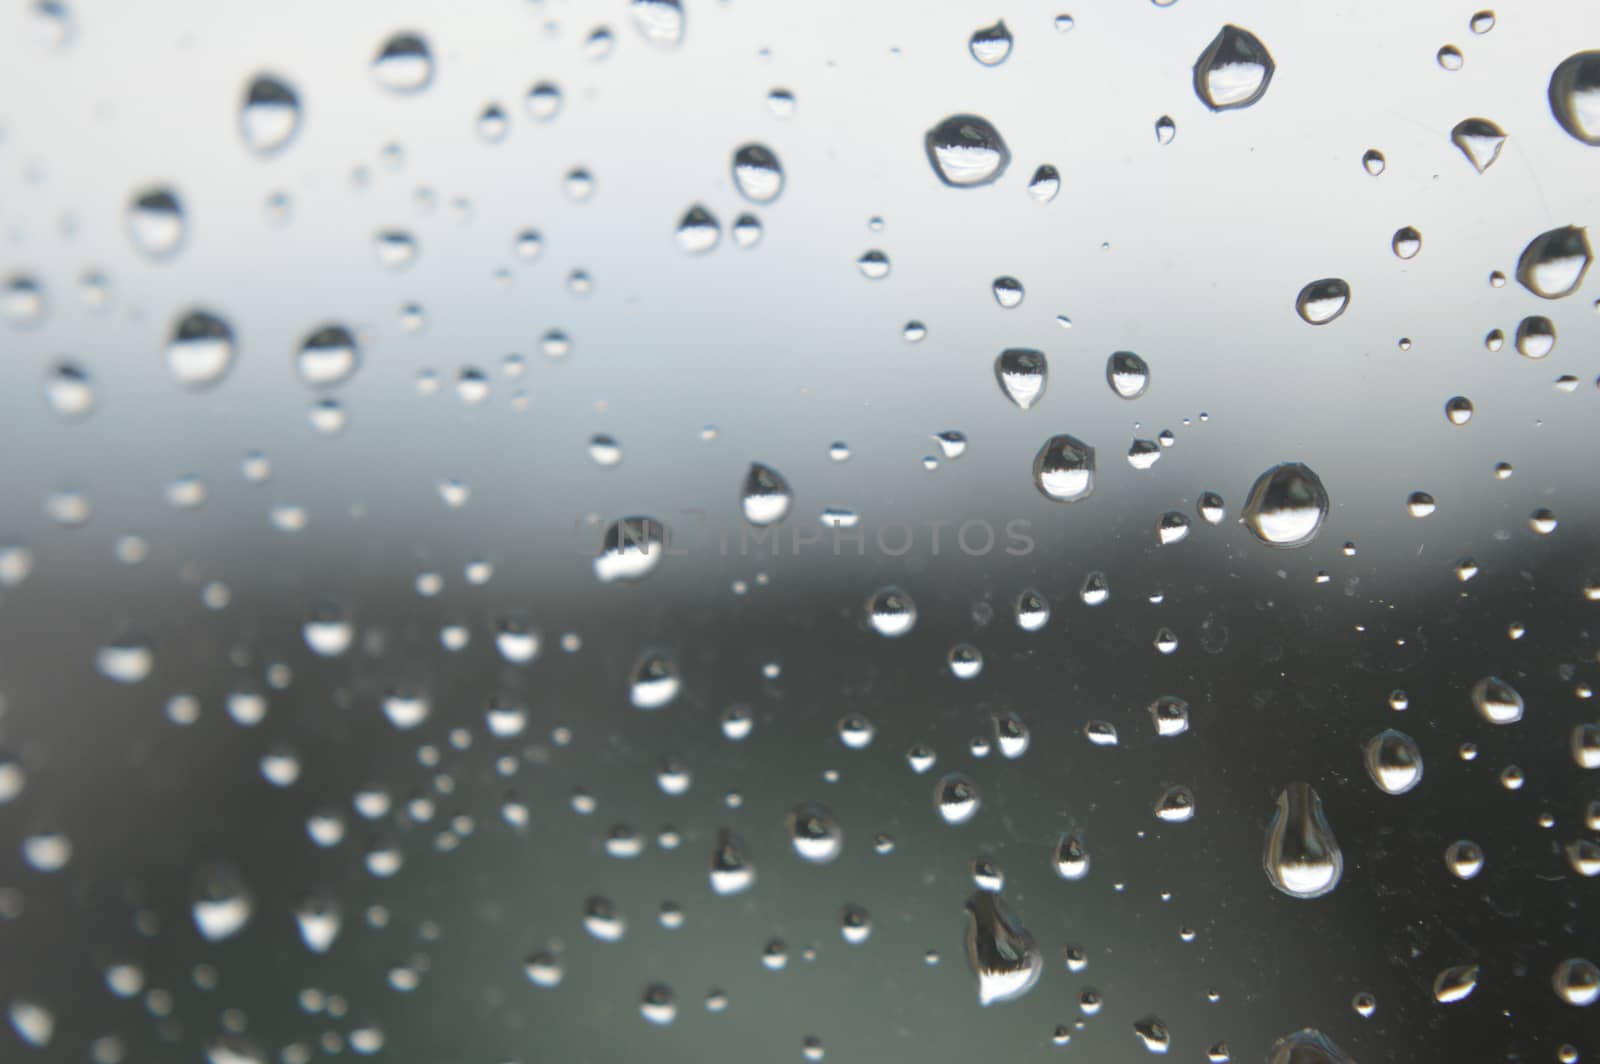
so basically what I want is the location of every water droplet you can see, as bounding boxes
[1362,149,1386,175]
[1364,729,1423,794]
[1015,589,1050,631]
[709,828,756,894]
[595,517,667,583]
[631,0,684,47]
[1445,396,1474,425]
[1471,676,1523,724]
[1028,165,1060,203]
[857,249,890,279]
[240,74,300,155]
[1517,225,1591,299]
[675,204,720,253]
[373,32,433,93]
[1392,226,1421,259]
[949,644,983,679]
[993,276,1024,307]
[1268,1030,1353,1064]
[1471,10,1496,34]
[969,20,1013,66]
[1155,785,1196,823]
[732,143,783,203]
[1242,462,1329,548]
[1264,782,1343,899]
[583,896,626,941]
[1197,492,1226,524]
[1552,957,1599,1006]
[126,186,185,259]
[192,864,255,941]
[1550,52,1600,145]
[374,229,418,270]
[95,637,152,684]
[1352,992,1377,1019]
[1445,839,1484,879]
[1107,351,1150,399]
[1133,1017,1171,1054]
[936,773,981,824]
[8,1000,53,1049]
[995,348,1047,410]
[1406,491,1437,518]
[963,891,1042,1006]
[294,892,341,953]
[640,983,677,1025]
[1193,25,1275,111]
[1530,507,1559,535]
[296,324,359,387]
[43,361,92,420]
[1054,829,1090,879]
[1450,117,1506,172]
[867,586,917,637]
[630,653,681,710]
[1033,434,1096,502]
[1080,571,1110,606]
[1295,278,1350,324]
[1149,696,1190,736]
[767,87,796,117]
[994,711,1030,758]
[165,310,235,389]
[1574,722,1600,768]
[1156,115,1176,143]
[1085,720,1119,746]
[926,114,1011,187]
[731,213,762,247]
[1437,45,1464,70]
[741,462,792,525]
[2,275,45,329]
[1433,964,1479,1003]
[787,802,842,863]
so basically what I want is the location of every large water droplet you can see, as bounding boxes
[1471,675,1524,724]
[1451,118,1507,172]
[969,20,1013,66]
[1193,26,1274,111]
[1516,225,1591,299]
[1242,462,1329,548]
[1551,957,1599,1006]
[1033,434,1095,502]
[787,802,842,863]
[1264,782,1343,899]
[1295,278,1350,324]
[866,586,917,637]
[926,114,1011,188]
[1107,351,1149,399]
[732,144,784,203]
[963,891,1042,1006]
[1363,729,1423,794]
[167,310,235,389]
[995,348,1047,410]
[240,74,300,155]
[373,32,433,93]
[1549,52,1600,145]
[741,462,792,525]
[127,186,185,259]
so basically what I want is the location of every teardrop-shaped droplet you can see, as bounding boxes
[741,462,792,525]
[1155,115,1176,144]
[1268,1030,1354,1064]
[1033,434,1095,502]
[1054,829,1090,880]
[709,828,756,894]
[1295,278,1350,324]
[1516,225,1591,299]
[1193,25,1275,111]
[925,114,1011,188]
[167,310,235,389]
[1080,571,1110,606]
[1451,117,1506,172]
[787,802,842,863]
[1242,462,1329,548]
[732,144,784,203]
[240,74,300,155]
[1471,675,1524,724]
[296,324,360,387]
[675,204,720,253]
[1364,729,1423,794]
[995,348,1047,410]
[1549,52,1600,145]
[294,891,342,953]
[969,20,1013,66]
[963,891,1043,1006]
[1027,165,1060,203]
[1107,351,1149,399]
[1433,964,1479,1003]
[1264,782,1343,899]
[866,586,917,637]
[127,186,186,259]
[373,32,433,93]
[1015,589,1049,631]
[631,0,684,48]
[595,517,667,583]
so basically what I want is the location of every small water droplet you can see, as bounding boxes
[675,204,720,253]
[1027,165,1060,203]
[373,32,433,93]
[995,348,1047,410]
[1015,589,1050,631]
[1437,45,1464,71]
[192,864,255,942]
[1054,829,1090,879]
[240,74,300,155]
[1433,964,1479,1004]
[1107,351,1149,399]
[1392,226,1422,259]
[993,275,1024,307]
[630,652,681,710]
[1445,396,1474,425]
[1445,839,1484,879]
[1295,278,1350,324]
[969,20,1013,66]
[1362,149,1386,175]
[296,324,359,387]
[1155,115,1176,144]
[1364,729,1423,794]
[857,249,891,279]
[741,462,792,525]
[1155,785,1196,823]
[732,144,784,203]
[1033,434,1096,502]
[936,773,981,824]
[867,586,917,637]
[788,802,842,863]
[631,0,684,47]
[709,828,756,894]
[127,186,185,259]
[1264,782,1342,898]
[595,517,667,583]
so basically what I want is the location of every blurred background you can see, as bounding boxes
[0,0,1597,1060]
